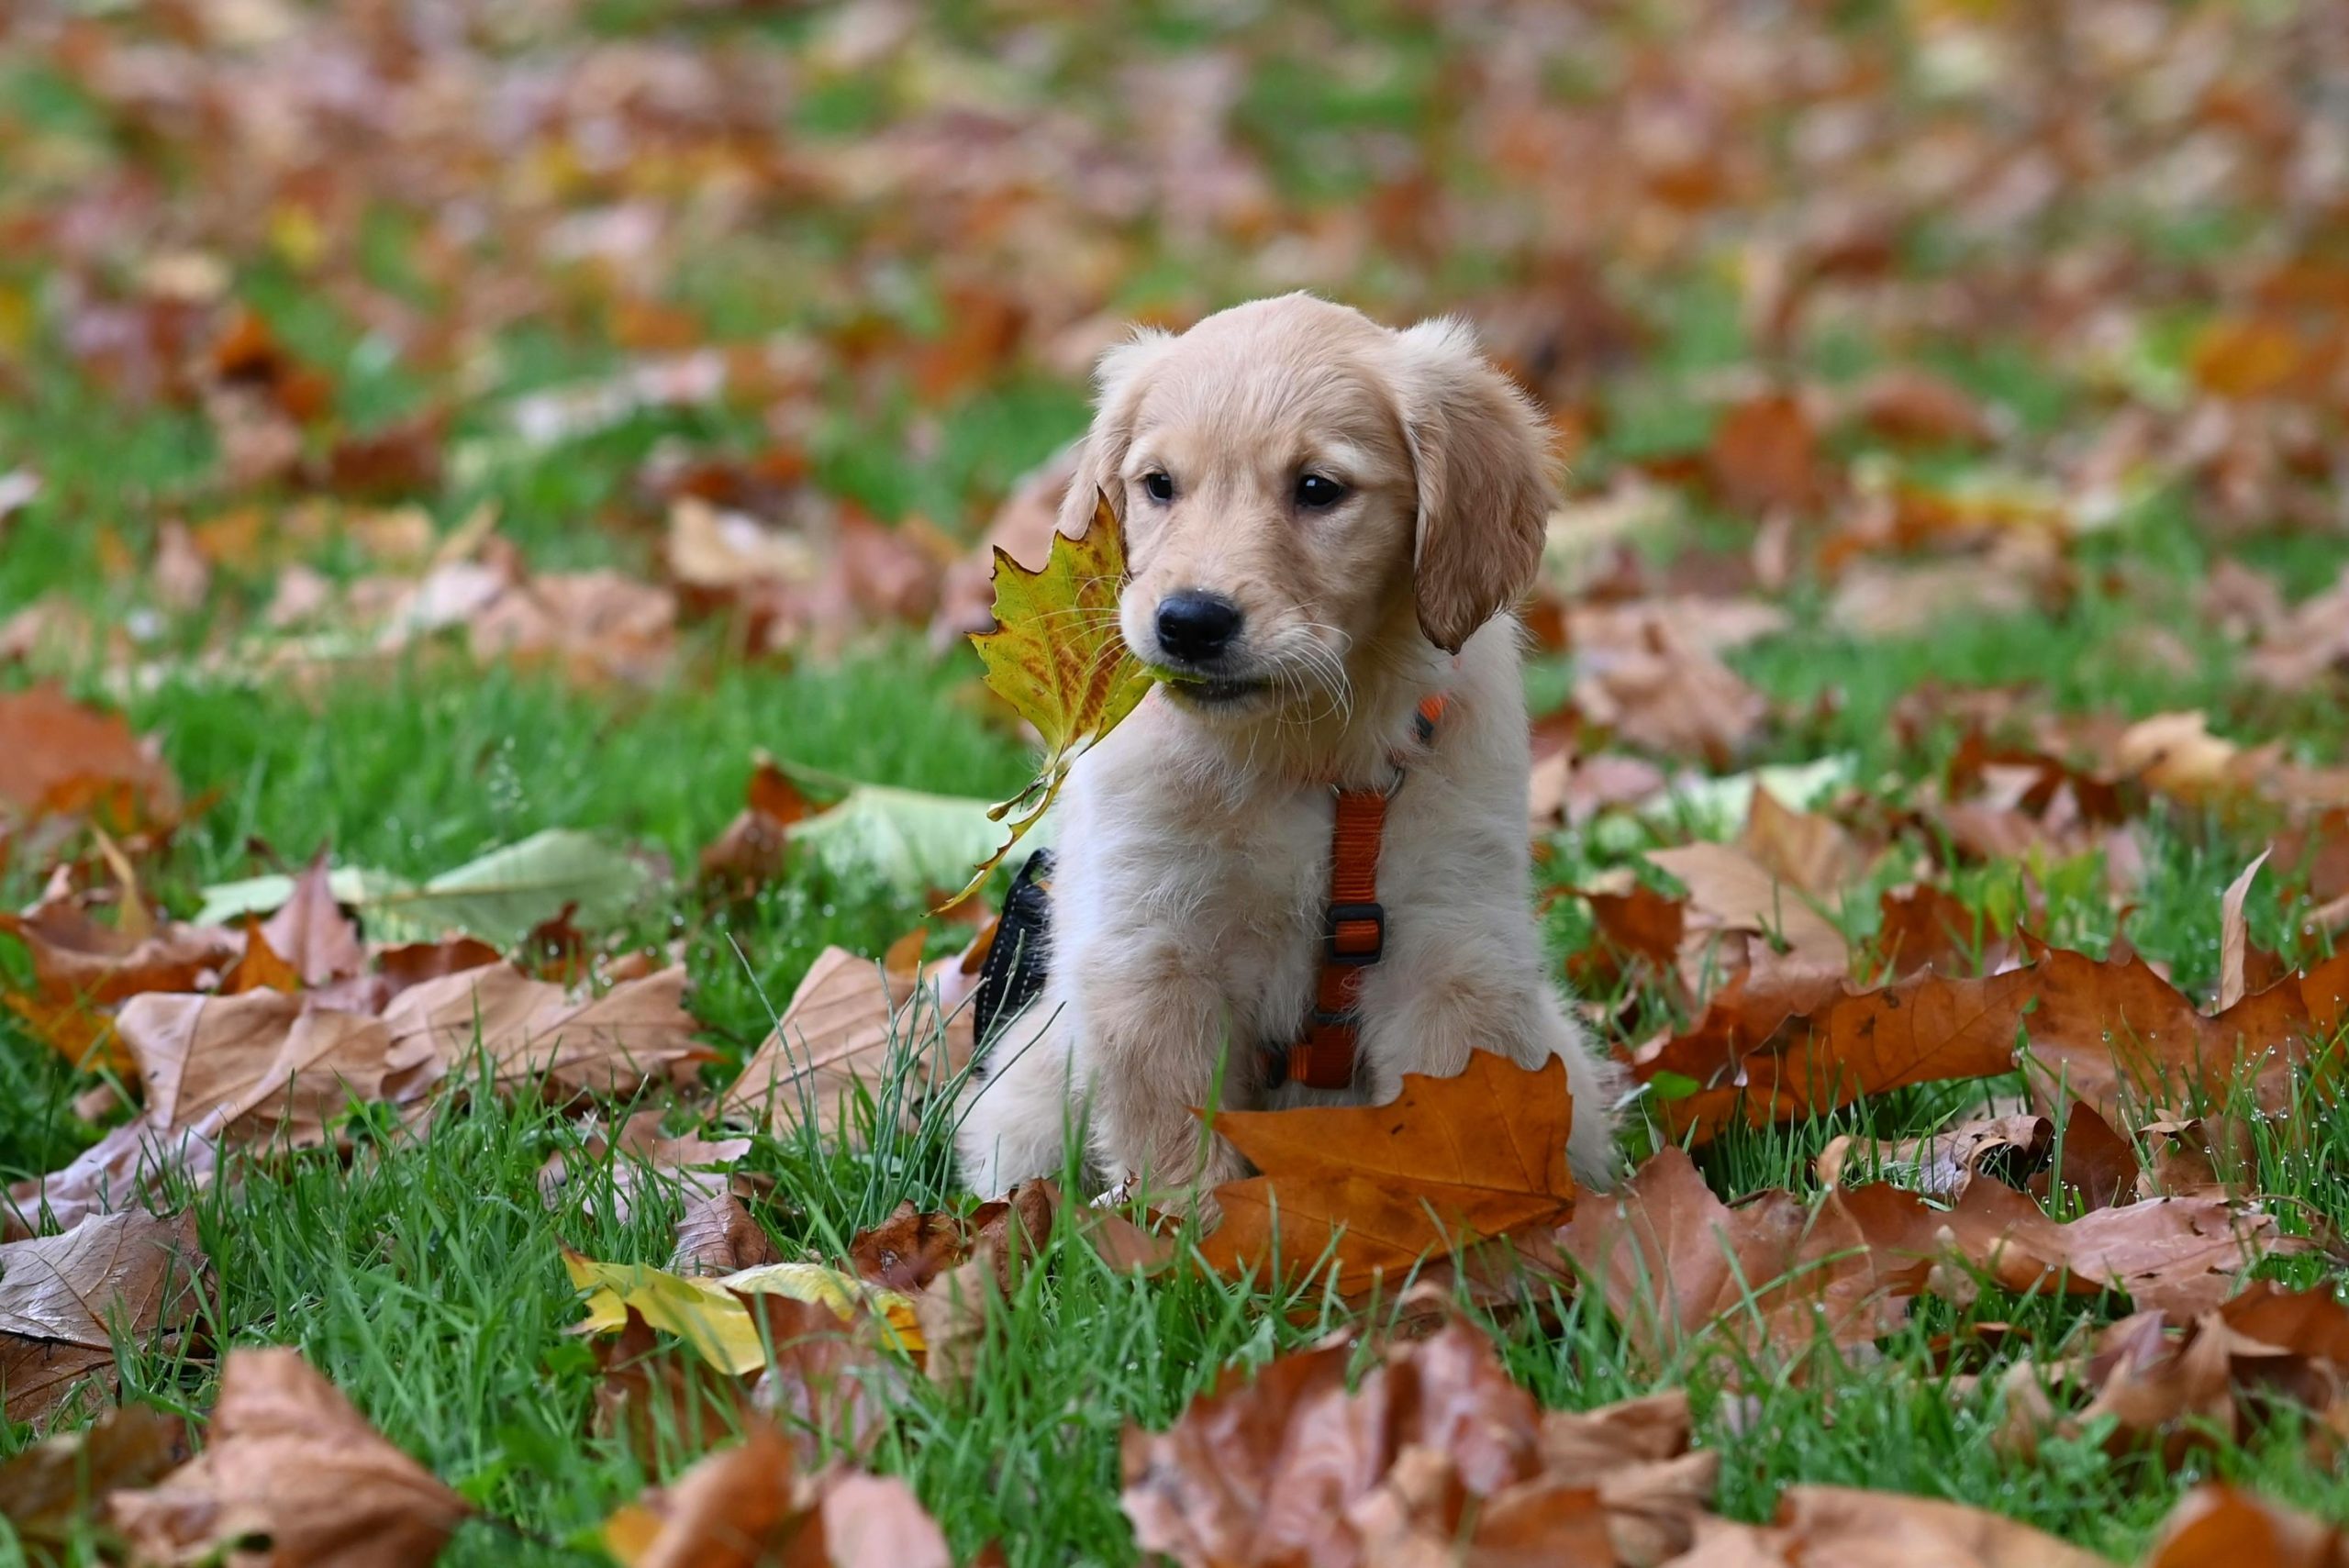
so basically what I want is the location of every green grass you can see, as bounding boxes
[6,526,2347,1563]
[6,306,2348,1566]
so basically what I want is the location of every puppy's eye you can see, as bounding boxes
[1141,472,1175,503]
[1295,473,1345,509]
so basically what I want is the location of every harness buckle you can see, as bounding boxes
[1323,902,1386,964]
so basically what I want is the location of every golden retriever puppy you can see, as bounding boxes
[956,293,1624,1203]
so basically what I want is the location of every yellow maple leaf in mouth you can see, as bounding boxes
[942,489,1163,909]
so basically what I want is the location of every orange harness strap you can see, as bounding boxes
[1285,693,1448,1090]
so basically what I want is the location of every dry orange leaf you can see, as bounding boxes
[1837,1177,2299,1318]
[1999,1284,2349,1473]
[1572,616,1769,767]
[1757,1485,2108,1568]
[0,1402,189,1554]
[2146,1485,2349,1567]
[2189,316,2307,400]
[2013,939,2334,1129]
[220,919,303,995]
[0,685,180,831]
[700,751,815,891]
[1633,963,2034,1142]
[0,897,240,1073]
[1708,390,1826,517]
[1197,1051,1578,1296]
[1873,883,2015,978]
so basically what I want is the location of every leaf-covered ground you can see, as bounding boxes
[4,2,2349,1564]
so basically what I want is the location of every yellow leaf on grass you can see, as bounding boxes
[948,490,1155,906]
[562,1252,922,1373]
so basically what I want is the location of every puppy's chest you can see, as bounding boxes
[1086,785,1360,1031]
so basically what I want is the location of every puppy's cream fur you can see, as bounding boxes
[956,295,1625,1200]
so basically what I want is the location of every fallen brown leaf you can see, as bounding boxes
[0,1210,207,1425]
[1561,1149,1903,1370]
[1708,390,1827,517]
[0,900,241,1073]
[2013,939,2331,1131]
[218,920,302,996]
[1815,1114,2052,1200]
[671,1193,782,1277]
[730,1294,908,1464]
[604,1421,952,1568]
[1837,1178,2299,1318]
[378,962,705,1101]
[1765,1485,2106,1568]
[359,939,502,999]
[150,519,212,614]
[721,947,970,1140]
[853,1184,1056,1389]
[117,990,437,1148]
[1872,884,2015,978]
[0,686,180,833]
[0,1402,188,1555]
[1848,365,1999,448]
[700,753,815,893]
[466,569,677,688]
[1736,786,1868,901]
[848,1184,1052,1297]
[1999,1282,2349,1472]
[6,1118,223,1241]
[258,852,367,987]
[2215,848,2282,1012]
[1569,881,1688,998]
[1198,1051,1579,1296]
[1575,617,1768,767]
[107,1347,471,1568]
[590,1307,757,1462]
[1827,542,2065,640]
[1645,840,1850,984]
[1122,1314,1713,1568]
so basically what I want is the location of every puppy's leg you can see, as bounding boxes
[1078,951,1254,1205]
[1530,987,1630,1190]
[954,1007,1081,1197]
[1365,964,1627,1191]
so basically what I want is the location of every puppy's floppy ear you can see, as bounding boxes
[1055,328,1174,539]
[1389,317,1555,655]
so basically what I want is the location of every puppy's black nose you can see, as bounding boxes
[1154,590,1242,663]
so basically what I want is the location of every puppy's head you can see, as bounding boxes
[1061,295,1552,723]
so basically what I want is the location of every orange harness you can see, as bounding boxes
[1279,692,1448,1090]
